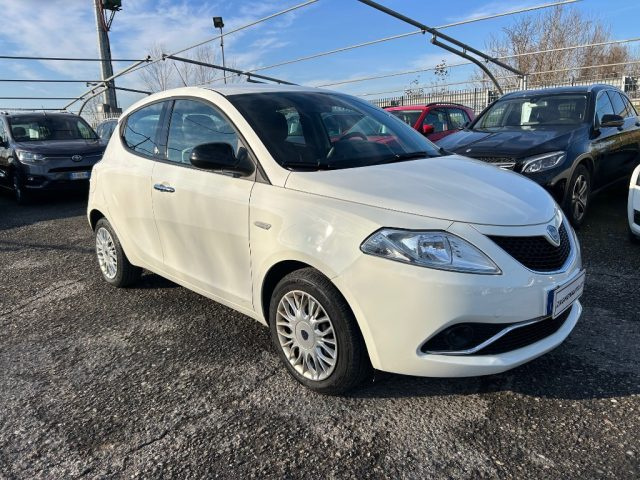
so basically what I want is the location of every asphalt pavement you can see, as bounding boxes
[0,187,638,479]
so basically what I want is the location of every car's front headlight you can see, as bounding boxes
[16,150,45,165]
[522,151,566,174]
[360,229,501,274]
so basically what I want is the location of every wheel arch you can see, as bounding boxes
[89,208,106,230]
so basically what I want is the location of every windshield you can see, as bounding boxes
[228,92,441,170]
[388,109,422,127]
[475,94,588,130]
[8,115,98,142]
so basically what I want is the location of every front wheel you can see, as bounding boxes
[12,171,30,205]
[563,165,591,228]
[269,268,372,394]
[94,218,142,287]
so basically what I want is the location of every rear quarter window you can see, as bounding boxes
[122,102,165,157]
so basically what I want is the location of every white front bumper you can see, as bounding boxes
[333,220,583,377]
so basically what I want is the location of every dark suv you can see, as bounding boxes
[438,85,640,226]
[0,112,105,203]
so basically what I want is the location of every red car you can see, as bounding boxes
[385,102,475,142]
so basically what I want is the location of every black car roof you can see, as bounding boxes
[500,84,618,99]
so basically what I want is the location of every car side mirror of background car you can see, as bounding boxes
[600,114,625,128]
[462,121,470,130]
[422,124,434,135]
[190,143,254,176]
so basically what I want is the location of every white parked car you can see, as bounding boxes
[629,163,640,242]
[88,86,585,393]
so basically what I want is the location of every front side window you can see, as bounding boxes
[607,91,627,118]
[123,102,164,157]
[475,94,588,129]
[447,109,469,129]
[621,94,638,117]
[8,115,98,142]
[388,109,423,127]
[166,99,239,164]
[422,109,448,132]
[595,92,615,125]
[228,91,441,171]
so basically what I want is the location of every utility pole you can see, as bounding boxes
[93,0,121,114]
[213,17,227,84]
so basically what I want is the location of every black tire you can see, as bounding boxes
[12,171,30,205]
[268,268,372,394]
[629,225,640,244]
[563,164,591,228]
[94,218,142,287]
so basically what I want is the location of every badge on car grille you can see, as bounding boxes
[546,225,561,247]
[72,155,83,162]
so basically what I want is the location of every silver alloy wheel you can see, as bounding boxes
[572,174,588,222]
[96,227,118,280]
[276,290,337,381]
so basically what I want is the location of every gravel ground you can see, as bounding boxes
[0,187,639,479]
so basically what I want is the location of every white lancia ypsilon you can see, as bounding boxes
[88,85,585,394]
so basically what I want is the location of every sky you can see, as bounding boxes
[0,0,638,113]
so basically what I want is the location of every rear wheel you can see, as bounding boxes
[269,268,372,394]
[94,218,141,287]
[563,165,591,228]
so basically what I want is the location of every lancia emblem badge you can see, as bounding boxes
[546,225,561,247]
[72,155,83,162]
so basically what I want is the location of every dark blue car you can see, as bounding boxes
[438,85,640,226]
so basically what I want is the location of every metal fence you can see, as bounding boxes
[84,112,121,128]
[370,75,638,112]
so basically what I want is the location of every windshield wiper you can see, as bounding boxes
[392,151,438,161]
[280,161,334,171]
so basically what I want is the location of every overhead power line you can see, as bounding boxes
[358,60,640,97]
[0,79,104,83]
[204,0,579,86]
[124,0,320,80]
[0,55,147,62]
[319,36,640,88]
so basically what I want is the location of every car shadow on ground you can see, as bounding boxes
[350,347,639,401]
[0,190,89,231]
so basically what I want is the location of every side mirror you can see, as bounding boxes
[190,143,253,176]
[422,124,434,135]
[600,114,625,128]
[462,121,470,129]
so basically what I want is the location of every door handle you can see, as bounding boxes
[153,183,175,193]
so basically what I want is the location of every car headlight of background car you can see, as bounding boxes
[361,229,501,274]
[522,151,566,174]
[16,150,46,165]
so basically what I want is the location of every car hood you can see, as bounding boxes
[285,155,556,226]
[13,139,104,155]
[437,125,584,157]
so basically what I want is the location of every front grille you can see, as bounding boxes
[472,156,516,170]
[420,308,572,355]
[43,152,103,160]
[489,223,571,272]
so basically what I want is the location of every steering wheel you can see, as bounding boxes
[338,131,368,142]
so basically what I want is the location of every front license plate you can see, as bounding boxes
[70,171,90,180]
[548,270,585,318]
